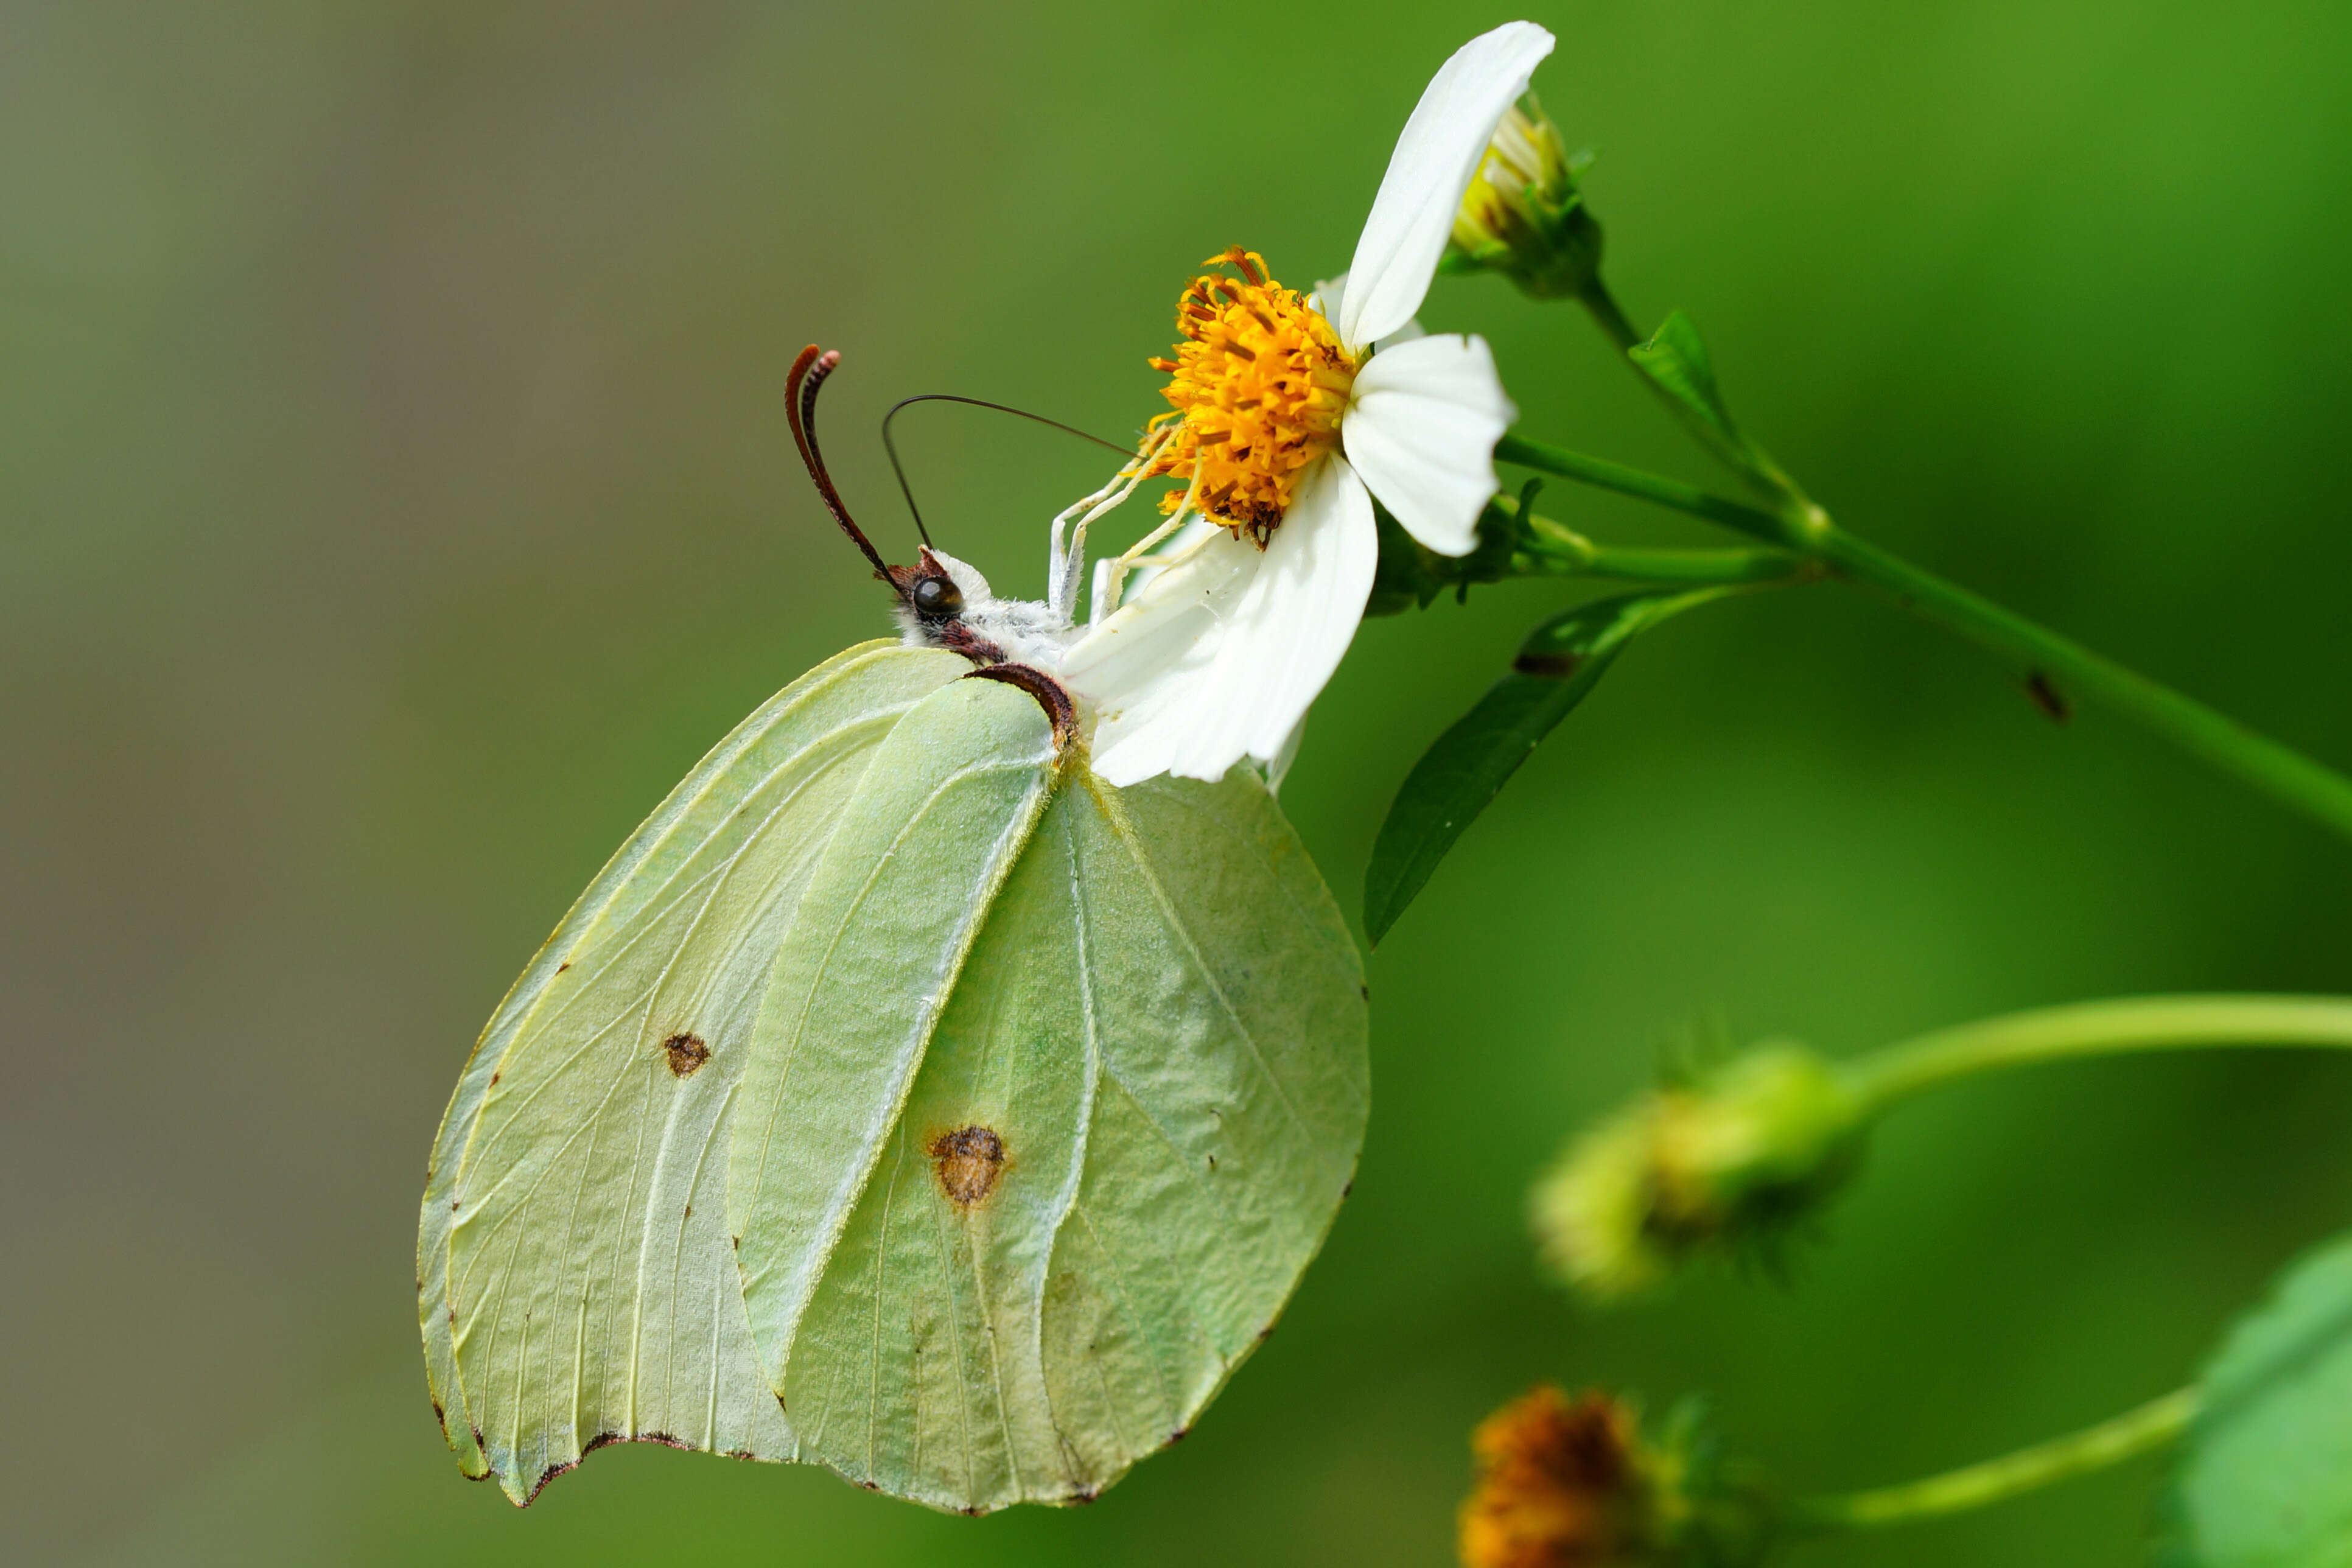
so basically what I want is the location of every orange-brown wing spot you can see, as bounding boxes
[661,1032,712,1077]
[927,1125,1006,1209]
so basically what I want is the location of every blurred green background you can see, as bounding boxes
[7,1,2351,1563]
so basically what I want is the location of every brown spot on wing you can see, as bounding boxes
[662,1032,711,1077]
[928,1125,1006,1208]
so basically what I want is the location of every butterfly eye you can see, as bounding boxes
[912,575,963,617]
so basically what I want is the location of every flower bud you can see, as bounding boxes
[1458,1387,1772,1568]
[1447,96,1603,301]
[1530,1045,1866,1300]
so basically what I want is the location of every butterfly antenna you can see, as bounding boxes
[882,394,1133,549]
[786,345,898,589]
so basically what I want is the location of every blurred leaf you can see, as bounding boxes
[1364,491,1527,617]
[1629,310,1740,449]
[1365,587,1734,943]
[2161,1228,2352,1567]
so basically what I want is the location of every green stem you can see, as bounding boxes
[1813,527,2352,842]
[1516,514,1811,586]
[1844,993,2352,1110]
[1791,1387,2197,1532]
[1575,276,1645,355]
[1496,433,1785,534]
[1496,433,2352,845]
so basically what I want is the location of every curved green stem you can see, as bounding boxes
[1575,275,1813,503]
[1496,432,2352,845]
[1843,993,2352,1110]
[1791,1387,2197,1532]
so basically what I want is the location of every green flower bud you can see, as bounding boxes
[1446,96,1603,302]
[1530,1045,1866,1300]
[1458,1386,1774,1568]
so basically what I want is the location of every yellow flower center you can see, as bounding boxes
[1143,247,1357,545]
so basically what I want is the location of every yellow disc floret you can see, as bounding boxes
[1144,247,1357,545]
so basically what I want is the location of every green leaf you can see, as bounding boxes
[1363,588,1733,944]
[2162,1228,2352,1567]
[1629,310,1741,449]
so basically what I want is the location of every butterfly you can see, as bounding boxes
[416,346,1370,1514]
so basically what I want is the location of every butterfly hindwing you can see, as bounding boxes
[728,678,1370,1512]
[419,640,965,1502]
[1031,768,1368,1482]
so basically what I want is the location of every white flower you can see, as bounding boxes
[1059,20,1554,787]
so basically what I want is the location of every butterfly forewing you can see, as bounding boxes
[419,641,965,1502]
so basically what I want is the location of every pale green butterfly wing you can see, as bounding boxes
[729,676,1369,1513]
[417,640,965,1502]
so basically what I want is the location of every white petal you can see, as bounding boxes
[1317,276,1439,350]
[1318,275,1427,351]
[1343,333,1516,556]
[1334,21,1555,350]
[1059,530,1264,783]
[1062,457,1377,786]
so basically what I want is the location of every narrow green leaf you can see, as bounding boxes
[1628,309,1740,448]
[2161,1228,2352,1567]
[1364,588,1732,943]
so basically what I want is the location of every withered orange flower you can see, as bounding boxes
[1459,1386,1647,1568]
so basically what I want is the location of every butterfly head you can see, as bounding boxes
[888,546,1010,663]
[787,344,1084,671]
